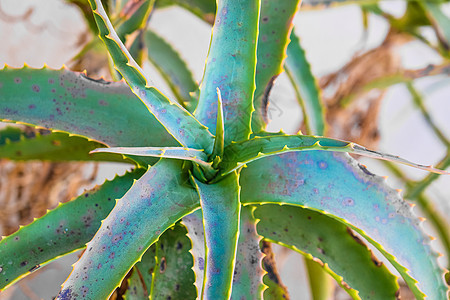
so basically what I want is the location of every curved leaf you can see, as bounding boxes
[0,168,145,290]
[149,223,196,299]
[191,172,240,299]
[91,146,213,171]
[0,66,177,148]
[254,204,399,299]
[57,159,200,299]
[252,0,301,132]
[240,151,448,299]
[285,30,326,136]
[194,0,259,145]
[218,134,449,178]
[89,0,215,153]
[0,126,128,163]
[144,29,198,111]
[231,206,265,299]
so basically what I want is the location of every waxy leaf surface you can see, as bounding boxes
[255,204,399,299]
[144,30,198,111]
[0,169,144,290]
[194,0,259,145]
[89,0,215,152]
[285,30,326,135]
[0,67,177,148]
[252,0,301,132]
[58,159,199,299]
[240,151,448,299]
[192,172,240,299]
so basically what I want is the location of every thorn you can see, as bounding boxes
[418,217,426,222]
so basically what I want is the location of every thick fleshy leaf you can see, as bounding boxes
[57,159,200,299]
[123,267,148,300]
[183,207,264,299]
[218,134,449,178]
[240,151,448,299]
[285,30,326,136]
[194,0,259,145]
[191,172,240,299]
[252,0,301,132]
[155,0,216,24]
[0,168,145,290]
[144,30,198,111]
[260,241,289,300]
[254,204,400,299]
[230,206,265,299]
[124,246,156,299]
[0,126,128,163]
[211,88,225,162]
[182,210,205,295]
[150,223,196,299]
[91,146,213,171]
[0,66,177,148]
[89,0,215,152]
[115,0,154,40]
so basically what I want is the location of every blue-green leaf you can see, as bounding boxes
[191,172,240,299]
[57,159,200,299]
[285,30,326,136]
[194,0,260,145]
[89,0,215,153]
[0,168,145,290]
[240,151,448,299]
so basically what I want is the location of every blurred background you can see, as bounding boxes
[0,0,449,298]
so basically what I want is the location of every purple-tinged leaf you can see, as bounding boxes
[252,0,302,132]
[57,159,200,299]
[0,66,177,148]
[240,151,448,299]
[191,172,240,299]
[254,204,399,299]
[89,0,215,153]
[194,0,259,146]
[218,134,449,179]
[0,168,145,290]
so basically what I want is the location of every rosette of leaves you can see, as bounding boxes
[0,0,449,299]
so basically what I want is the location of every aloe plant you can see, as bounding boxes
[0,0,449,299]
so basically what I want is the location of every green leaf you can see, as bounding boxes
[182,210,205,294]
[194,0,259,146]
[155,0,216,24]
[254,204,400,299]
[421,1,450,51]
[260,241,289,300]
[304,259,335,300]
[240,151,448,299]
[115,0,155,41]
[144,29,198,111]
[124,246,156,299]
[218,134,449,178]
[57,159,200,299]
[149,223,196,299]
[191,172,240,299]
[211,88,225,162]
[0,66,177,148]
[91,146,214,172]
[89,0,215,153]
[252,0,301,133]
[0,126,128,163]
[183,207,264,299]
[285,30,326,136]
[0,168,145,290]
[230,206,265,299]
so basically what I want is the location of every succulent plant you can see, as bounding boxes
[0,0,449,299]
